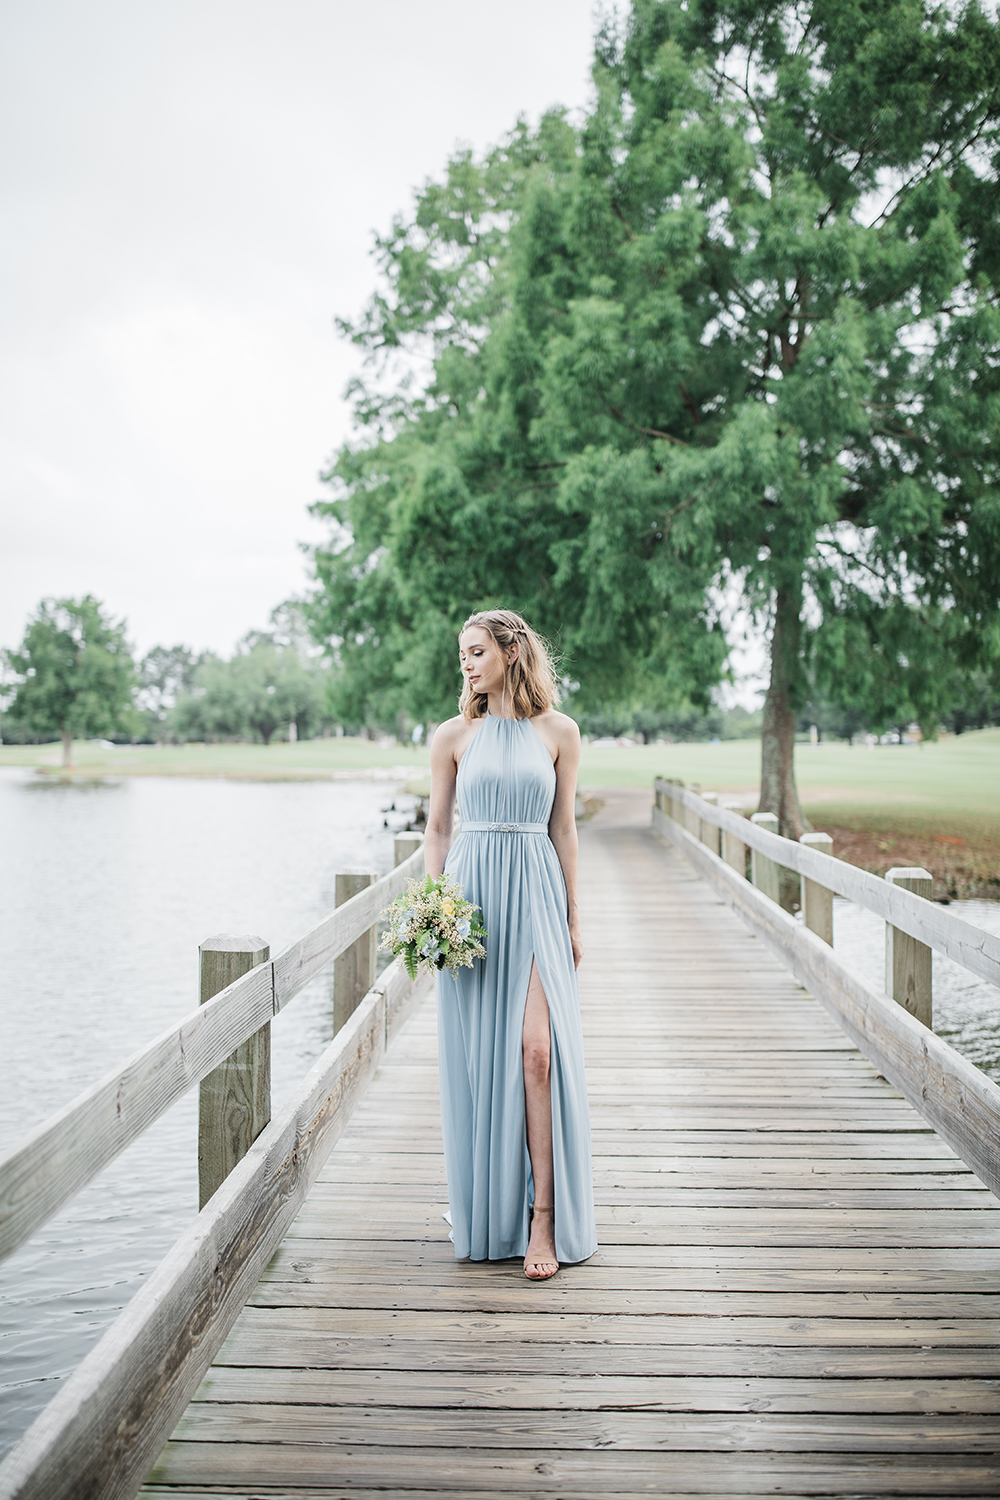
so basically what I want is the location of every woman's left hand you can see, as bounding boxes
[569,920,584,971]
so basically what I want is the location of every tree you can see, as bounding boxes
[309,114,727,731]
[310,0,1000,831]
[169,633,323,745]
[136,645,204,741]
[3,596,135,768]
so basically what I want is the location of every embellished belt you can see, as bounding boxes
[461,821,548,834]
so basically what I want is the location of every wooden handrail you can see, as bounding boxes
[652,800,1000,1203]
[654,778,1000,990]
[0,957,430,1500]
[0,845,425,1264]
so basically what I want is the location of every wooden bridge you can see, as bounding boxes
[2,783,1000,1497]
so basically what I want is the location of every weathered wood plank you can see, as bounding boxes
[248,1283,1000,1317]
[192,1367,1000,1413]
[144,1442,1000,1493]
[167,1401,1000,1450]
[202,1305,1000,1345]
[210,1327,1000,1377]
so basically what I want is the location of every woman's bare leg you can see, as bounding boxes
[522,959,558,1277]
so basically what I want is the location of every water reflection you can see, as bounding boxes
[0,768,399,1454]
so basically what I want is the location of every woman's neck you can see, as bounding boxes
[486,689,516,719]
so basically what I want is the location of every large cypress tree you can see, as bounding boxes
[310,0,1000,830]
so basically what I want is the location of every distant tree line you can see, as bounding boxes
[3,593,997,769]
[0,597,334,768]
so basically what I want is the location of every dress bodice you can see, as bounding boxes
[456,714,556,830]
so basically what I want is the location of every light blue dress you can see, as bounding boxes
[436,712,598,1264]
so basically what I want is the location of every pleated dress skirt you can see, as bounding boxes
[435,712,598,1264]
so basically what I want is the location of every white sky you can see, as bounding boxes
[0,0,598,658]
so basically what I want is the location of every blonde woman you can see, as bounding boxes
[424,610,597,1279]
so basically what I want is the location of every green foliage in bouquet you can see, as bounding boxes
[380,873,486,980]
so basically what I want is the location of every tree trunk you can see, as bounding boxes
[60,724,74,772]
[759,589,810,841]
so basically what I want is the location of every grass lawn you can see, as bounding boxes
[579,727,1000,837]
[577,727,1000,898]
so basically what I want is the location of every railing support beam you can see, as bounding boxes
[334,870,377,1033]
[800,832,834,946]
[394,833,423,867]
[885,866,934,1028]
[721,802,747,878]
[699,792,720,855]
[750,812,781,903]
[198,935,270,1211]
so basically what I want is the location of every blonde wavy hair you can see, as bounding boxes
[459,609,560,722]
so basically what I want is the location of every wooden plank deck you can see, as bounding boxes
[143,790,1000,1498]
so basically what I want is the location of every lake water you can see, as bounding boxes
[0,768,408,1457]
[0,770,998,1458]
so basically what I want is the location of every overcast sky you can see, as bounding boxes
[0,0,598,658]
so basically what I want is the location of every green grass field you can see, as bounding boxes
[2,727,996,835]
[580,728,1000,837]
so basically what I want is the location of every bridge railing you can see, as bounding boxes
[0,833,428,1500]
[653,778,1000,1200]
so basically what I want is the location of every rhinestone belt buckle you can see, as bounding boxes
[489,822,518,832]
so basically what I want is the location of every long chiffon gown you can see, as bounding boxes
[436,712,598,1264]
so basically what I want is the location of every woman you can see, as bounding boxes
[424,609,598,1279]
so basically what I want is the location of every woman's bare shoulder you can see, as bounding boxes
[433,714,467,743]
[431,714,474,762]
[538,708,581,743]
[531,708,580,757]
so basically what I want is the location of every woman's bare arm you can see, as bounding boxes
[546,715,583,969]
[424,719,460,878]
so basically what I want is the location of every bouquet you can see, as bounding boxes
[380,873,487,980]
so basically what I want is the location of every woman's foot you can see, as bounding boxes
[524,1205,559,1280]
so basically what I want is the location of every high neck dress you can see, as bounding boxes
[436,712,598,1265]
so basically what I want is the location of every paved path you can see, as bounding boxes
[144,791,1000,1497]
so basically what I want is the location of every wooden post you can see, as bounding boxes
[334,870,377,1034]
[699,792,720,855]
[721,802,747,878]
[198,935,270,1211]
[885,866,933,1028]
[750,812,781,904]
[686,783,701,837]
[800,832,834,945]
[394,832,423,867]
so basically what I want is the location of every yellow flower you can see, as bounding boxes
[440,899,456,918]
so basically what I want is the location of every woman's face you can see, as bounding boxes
[459,626,515,698]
